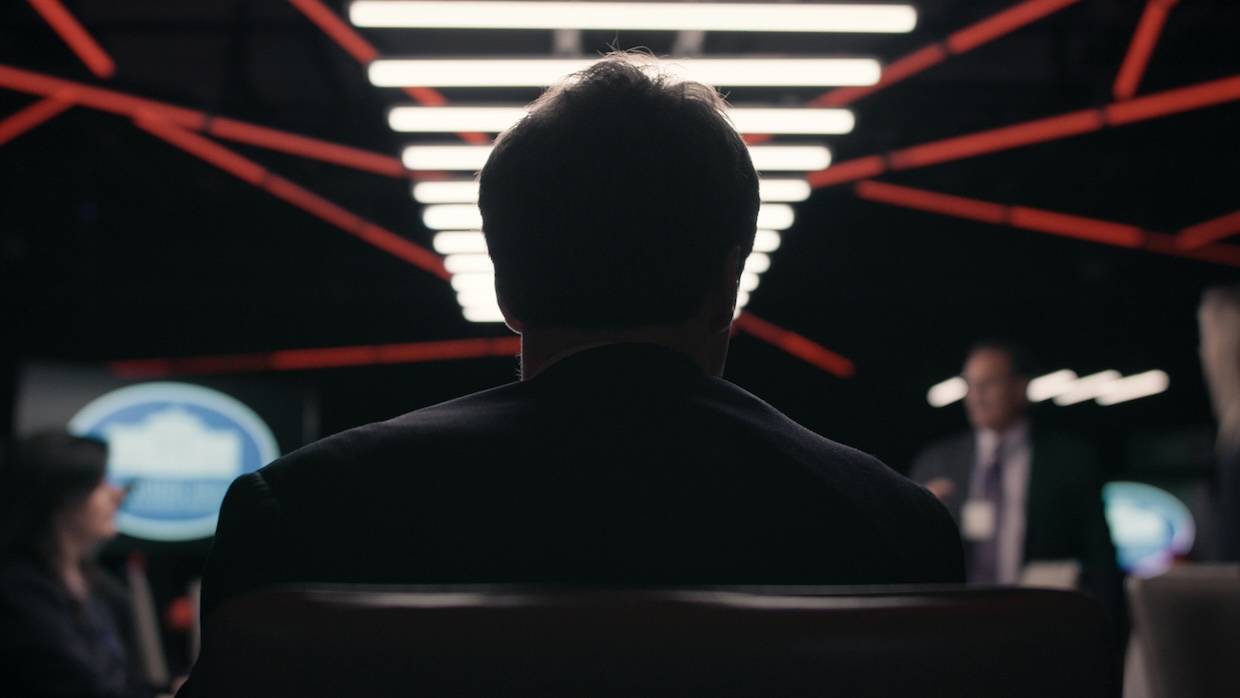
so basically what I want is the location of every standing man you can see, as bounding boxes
[910,341,1121,611]
[192,56,965,635]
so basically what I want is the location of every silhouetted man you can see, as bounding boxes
[193,56,964,634]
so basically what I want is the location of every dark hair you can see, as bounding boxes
[0,431,109,569]
[967,339,1036,378]
[478,55,760,329]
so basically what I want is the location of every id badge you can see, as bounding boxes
[961,499,997,541]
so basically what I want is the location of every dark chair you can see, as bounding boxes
[187,585,1117,697]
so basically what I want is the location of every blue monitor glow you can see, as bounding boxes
[1103,481,1196,577]
[15,361,313,544]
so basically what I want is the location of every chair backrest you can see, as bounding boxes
[1128,564,1240,698]
[187,585,1117,698]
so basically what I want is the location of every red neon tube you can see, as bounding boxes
[808,73,1240,189]
[0,94,73,146]
[854,181,1007,226]
[1113,0,1179,101]
[733,312,855,379]
[107,337,522,377]
[27,0,115,79]
[946,0,1081,54]
[1177,210,1240,250]
[0,65,412,177]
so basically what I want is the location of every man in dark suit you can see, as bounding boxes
[910,342,1121,617]
[192,57,965,636]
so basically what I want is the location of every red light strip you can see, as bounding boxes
[107,337,522,377]
[0,93,73,146]
[809,73,1240,190]
[134,115,449,280]
[286,0,490,145]
[1177,210,1240,250]
[1113,0,1179,101]
[0,64,413,178]
[27,0,116,79]
[853,180,1240,267]
[733,312,855,379]
[814,0,1080,107]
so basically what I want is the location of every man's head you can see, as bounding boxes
[962,341,1032,433]
[478,56,760,332]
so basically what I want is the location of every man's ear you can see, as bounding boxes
[707,245,743,334]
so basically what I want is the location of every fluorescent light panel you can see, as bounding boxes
[1097,370,1170,406]
[927,376,967,408]
[415,179,811,204]
[423,204,482,230]
[433,231,487,254]
[391,105,854,135]
[1027,369,1078,402]
[350,2,917,33]
[1053,371,1123,406]
[758,179,811,203]
[753,230,781,253]
[370,58,881,88]
[757,204,795,231]
[405,144,830,172]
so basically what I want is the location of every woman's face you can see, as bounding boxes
[57,479,125,550]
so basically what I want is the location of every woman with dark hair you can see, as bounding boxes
[0,430,160,697]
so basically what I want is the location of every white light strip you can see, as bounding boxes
[758,179,811,203]
[927,376,967,407]
[756,204,795,231]
[390,105,854,135]
[404,145,491,171]
[748,145,832,171]
[1096,370,1170,406]
[443,253,494,274]
[369,58,881,88]
[1027,369,1078,403]
[415,180,481,204]
[423,204,482,230]
[351,2,917,33]
[433,230,487,254]
[740,271,761,293]
[390,106,527,133]
[450,272,496,291]
[457,286,499,307]
[405,144,831,172]
[729,108,855,135]
[463,305,506,323]
[1053,370,1123,406]
[743,252,770,274]
[416,179,808,204]
[753,230,781,253]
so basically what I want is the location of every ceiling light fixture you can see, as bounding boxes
[406,144,831,172]
[415,178,813,204]
[350,1,918,33]
[927,376,967,407]
[1096,370,1170,406]
[390,105,854,134]
[1026,369,1079,402]
[369,58,882,88]
[1053,370,1123,406]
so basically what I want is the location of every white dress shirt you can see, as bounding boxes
[970,420,1031,584]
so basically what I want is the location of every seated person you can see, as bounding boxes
[190,56,965,648]
[0,431,173,697]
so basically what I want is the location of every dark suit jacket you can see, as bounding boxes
[197,344,965,625]
[909,427,1123,626]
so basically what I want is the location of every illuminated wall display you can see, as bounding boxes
[68,382,280,541]
[1102,481,1196,577]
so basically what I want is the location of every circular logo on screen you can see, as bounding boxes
[68,382,280,541]
[1102,481,1196,578]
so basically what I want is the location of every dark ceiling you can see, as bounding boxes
[2,0,1238,473]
